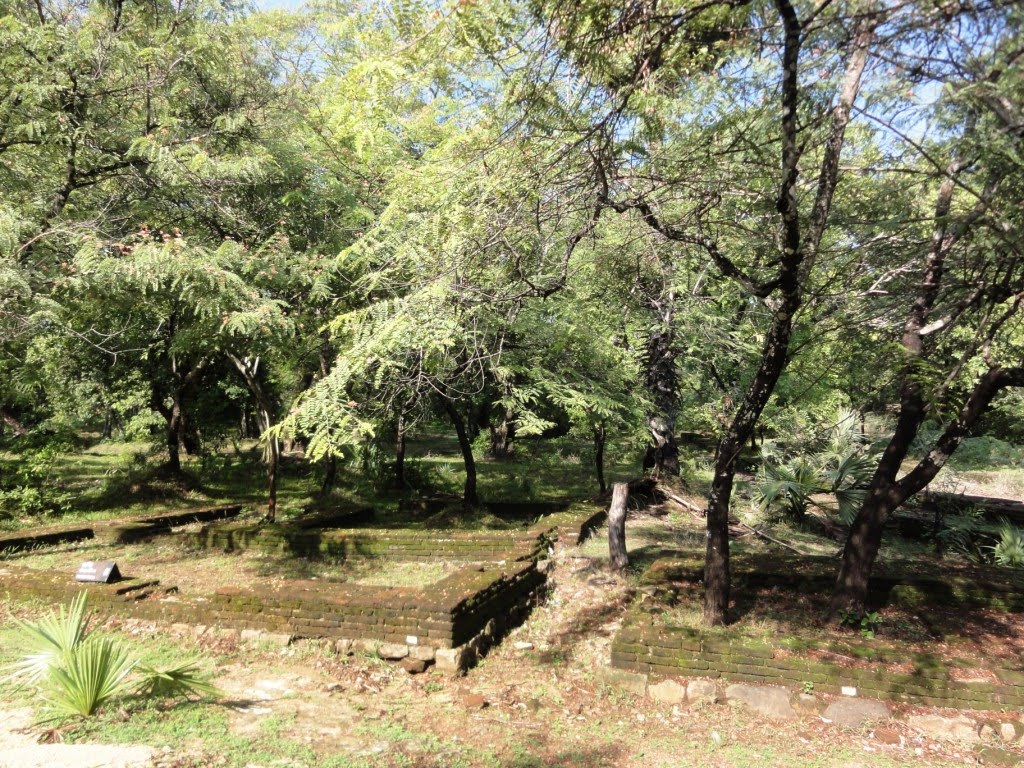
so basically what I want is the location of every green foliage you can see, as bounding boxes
[6,595,217,720]
[43,637,137,719]
[755,410,876,525]
[948,437,1024,471]
[837,609,881,640]
[0,443,77,517]
[6,592,91,687]
[134,662,221,700]
[936,507,986,561]
[756,458,819,522]
[991,522,1024,568]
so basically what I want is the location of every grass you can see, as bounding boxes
[3,533,465,591]
[1,431,638,534]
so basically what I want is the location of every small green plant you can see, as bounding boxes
[935,506,985,560]
[7,591,92,685]
[991,521,1024,568]
[801,680,814,695]
[44,637,137,717]
[135,661,220,698]
[5,594,219,720]
[838,609,881,640]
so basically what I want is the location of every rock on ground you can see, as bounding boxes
[725,684,798,720]
[648,679,686,705]
[822,698,890,729]
[976,746,1024,767]
[907,713,980,743]
[595,666,648,696]
[686,679,719,706]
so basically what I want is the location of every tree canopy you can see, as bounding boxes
[2,0,1023,624]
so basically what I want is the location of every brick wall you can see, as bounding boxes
[0,501,604,670]
[0,505,242,554]
[189,523,539,562]
[610,614,1024,712]
[0,559,543,654]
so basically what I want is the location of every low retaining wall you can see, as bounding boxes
[1,501,604,672]
[610,615,1024,712]
[190,523,538,562]
[0,559,545,672]
[0,505,243,554]
[191,502,606,565]
[0,526,95,553]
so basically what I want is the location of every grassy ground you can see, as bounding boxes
[2,528,466,590]
[0,433,642,532]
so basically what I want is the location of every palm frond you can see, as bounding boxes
[42,637,136,718]
[5,592,91,686]
[135,661,221,699]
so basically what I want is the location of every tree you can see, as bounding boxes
[830,10,1024,611]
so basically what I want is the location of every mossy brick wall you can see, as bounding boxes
[190,523,538,562]
[0,559,545,650]
[0,504,242,555]
[0,526,94,553]
[0,565,164,609]
[190,503,605,564]
[0,502,601,652]
[531,506,607,547]
[610,616,1024,712]
[178,560,545,647]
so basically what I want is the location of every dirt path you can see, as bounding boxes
[0,707,155,768]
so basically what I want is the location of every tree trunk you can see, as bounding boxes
[0,408,28,438]
[702,5,875,625]
[167,393,185,475]
[830,142,985,614]
[831,490,897,613]
[644,318,680,479]
[608,482,629,570]
[593,423,607,495]
[251,400,280,523]
[395,413,407,490]
[445,401,479,506]
[229,355,280,523]
[265,426,279,522]
[320,455,338,498]
[166,412,182,475]
[703,434,740,625]
[488,407,516,459]
[831,365,1024,613]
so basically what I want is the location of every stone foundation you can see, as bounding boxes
[0,501,604,673]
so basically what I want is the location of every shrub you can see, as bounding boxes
[992,522,1024,568]
[45,637,136,718]
[4,594,219,721]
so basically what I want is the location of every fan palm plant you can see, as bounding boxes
[6,591,90,686]
[43,637,136,718]
[756,449,875,525]
[992,520,1024,568]
[4,594,219,720]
